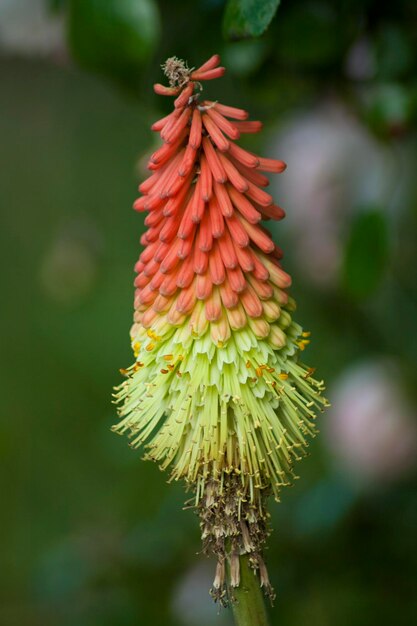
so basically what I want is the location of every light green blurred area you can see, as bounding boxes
[1,1,417,625]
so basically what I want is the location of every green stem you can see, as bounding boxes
[227,555,270,626]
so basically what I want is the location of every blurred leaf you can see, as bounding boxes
[342,209,388,299]
[223,0,280,40]
[223,39,269,75]
[375,24,413,80]
[274,3,342,67]
[68,0,160,83]
[362,83,413,137]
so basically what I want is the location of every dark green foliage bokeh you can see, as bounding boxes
[223,0,281,40]
[1,1,416,625]
[68,0,160,86]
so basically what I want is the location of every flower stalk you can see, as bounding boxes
[228,554,270,626]
[112,54,328,607]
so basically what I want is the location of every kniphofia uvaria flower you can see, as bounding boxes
[113,55,328,601]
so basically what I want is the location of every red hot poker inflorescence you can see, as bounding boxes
[113,55,328,600]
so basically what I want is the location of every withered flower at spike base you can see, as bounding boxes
[112,54,329,602]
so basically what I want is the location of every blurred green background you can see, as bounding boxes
[1,1,416,625]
